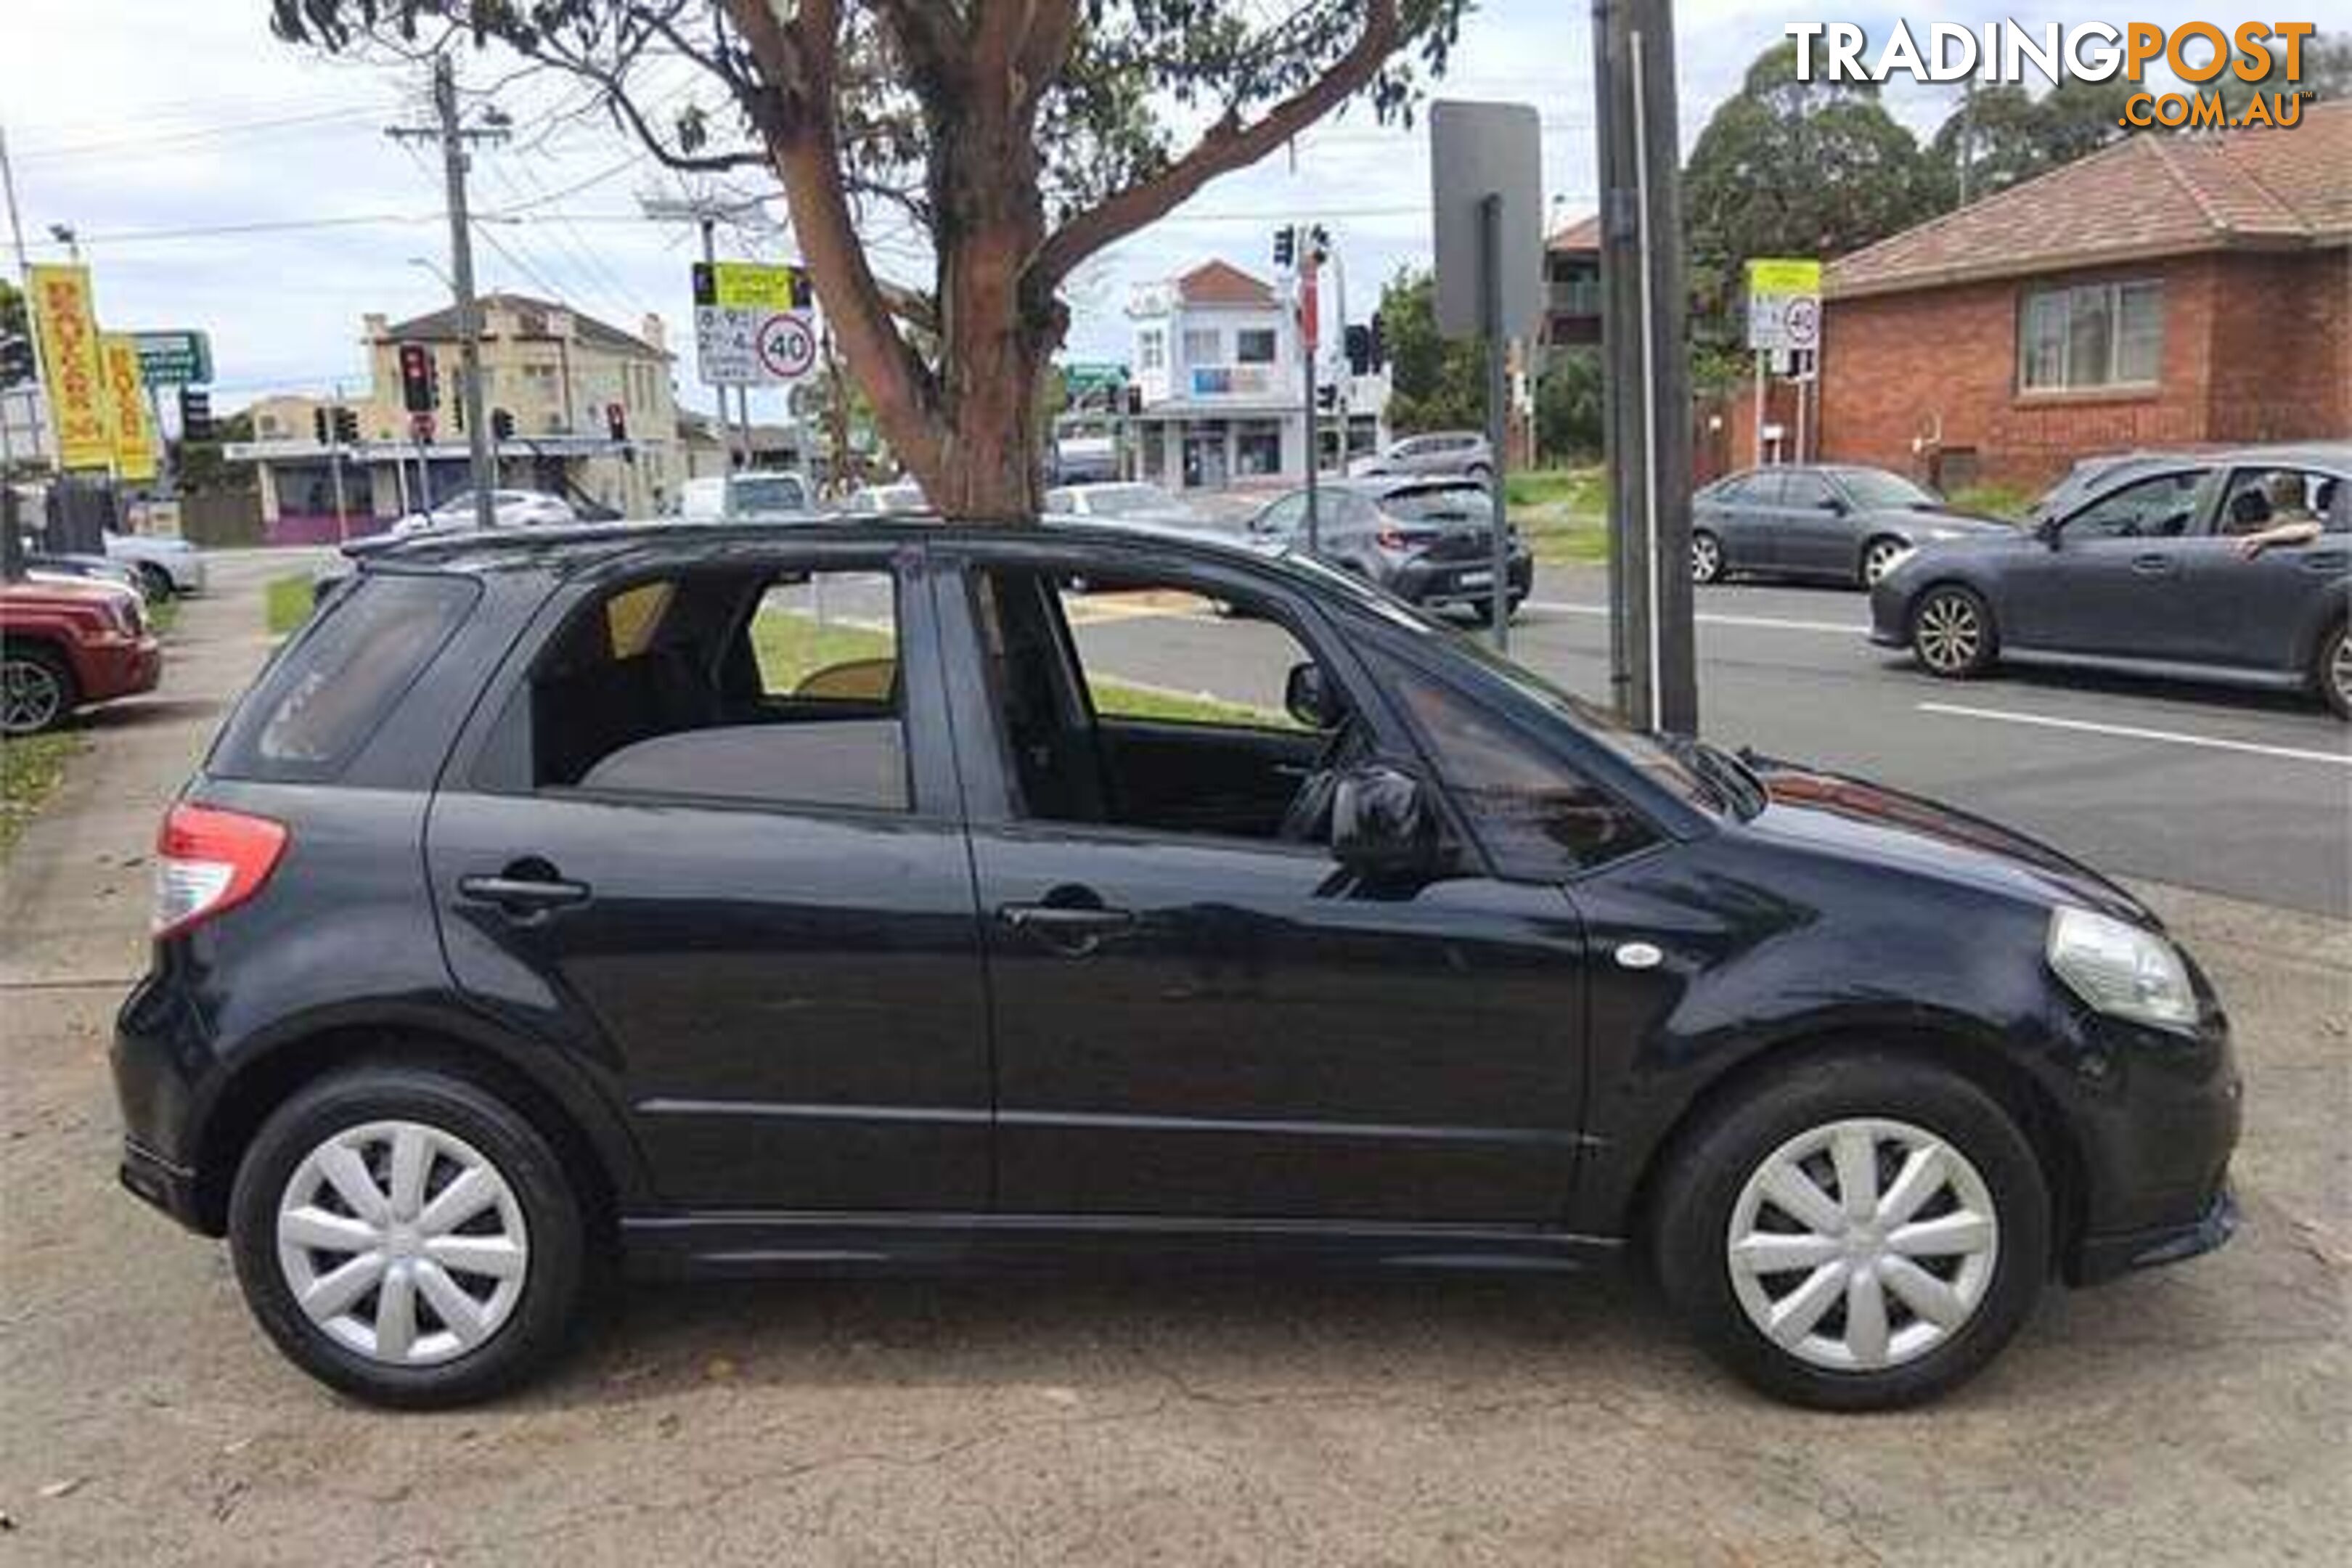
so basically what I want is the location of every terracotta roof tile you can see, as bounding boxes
[380,292,667,357]
[1547,213,1601,253]
[1826,100,2352,298]
[1176,259,1277,306]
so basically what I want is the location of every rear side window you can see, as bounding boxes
[213,574,477,781]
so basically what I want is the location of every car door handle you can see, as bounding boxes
[997,901,1135,956]
[2131,553,2176,575]
[2301,552,2347,571]
[459,868,591,916]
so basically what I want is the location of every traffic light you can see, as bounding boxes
[1344,324,1372,377]
[1316,384,1339,413]
[313,407,330,446]
[1273,224,1295,269]
[396,343,437,415]
[605,401,626,441]
[1368,312,1387,369]
[332,407,360,446]
[0,332,30,388]
[1307,224,1331,266]
[178,388,214,444]
[491,408,515,443]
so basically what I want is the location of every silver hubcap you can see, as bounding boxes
[1728,1118,1999,1373]
[1692,536,1720,581]
[2,658,64,735]
[276,1120,529,1367]
[1864,541,1904,584]
[1915,595,1982,673]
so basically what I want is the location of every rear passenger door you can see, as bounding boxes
[1773,470,1853,579]
[424,544,994,1214]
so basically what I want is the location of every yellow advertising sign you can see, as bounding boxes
[28,264,113,470]
[100,334,158,483]
[1746,258,1822,299]
[693,261,811,311]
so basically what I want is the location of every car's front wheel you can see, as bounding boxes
[2315,619,2350,721]
[1861,536,1909,587]
[1910,584,1997,678]
[229,1064,587,1408]
[134,562,175,601]
[1691,530,1725,584]
[1654,1051,2049,1410]
[1,642,76,736]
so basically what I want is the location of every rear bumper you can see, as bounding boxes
[118,1136,207,1230]
[1395,552,1535,607]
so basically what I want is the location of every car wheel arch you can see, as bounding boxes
[1906,574,2001,633]
[189,1016,637,1241]
[1615,1021,2086,1276]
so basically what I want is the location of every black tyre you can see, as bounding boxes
[2315,620,2350,721]
[134,561,175,601]
[1691,529,1724,584]
[1653,1051,2049,1411]
[1464,592,1525,626]
[229,1064,587,1408]
[1909,584,1998,678]
[1,642,77,736]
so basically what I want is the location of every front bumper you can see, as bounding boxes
[2075,1185,2239,1285]
[1867,579,1911,648]
[80,634,163,703]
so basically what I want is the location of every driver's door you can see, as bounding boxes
[2005,470,2204,657]
[940,546,1591,1224]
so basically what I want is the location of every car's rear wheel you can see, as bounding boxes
[1654,1052,2049,1410]
[1691,530,1724,584]
[1910,585,1997,678]
[1,643,75,736]
[229,1065,587,1408]
[1861,536,1909,587]
[1465,592,1525,626]
[2315,620,2351,721]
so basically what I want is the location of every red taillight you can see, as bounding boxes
[1376,526,1407,550]
[153,804,287,938]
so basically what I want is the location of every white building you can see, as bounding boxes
[1127,261,1312,491]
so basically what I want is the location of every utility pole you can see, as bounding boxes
[389,57,505,534]
[2,119,45,558]
[1590,0,1697,732]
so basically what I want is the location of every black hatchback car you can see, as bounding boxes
[116,521,2238,1410]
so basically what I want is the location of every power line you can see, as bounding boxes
[10,105,394,164]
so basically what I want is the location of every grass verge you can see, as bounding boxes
[265,573,314,637]
[1,731,86,859]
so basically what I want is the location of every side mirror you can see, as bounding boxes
[1819,496,1847,515]
[2034,517,2062,548]
[1284,661,1347,729]
[1330,764,1436,878]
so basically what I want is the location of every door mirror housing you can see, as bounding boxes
[1284,661,1347,730]
[1819,496,1848,515]
[1330,764,1437,878]
[2034,516,2063,548]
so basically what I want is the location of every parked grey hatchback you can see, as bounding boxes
[1871,445,2351,718]
[1693,465,2013,588]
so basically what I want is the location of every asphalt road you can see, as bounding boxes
[1062,564,2351,916]
[0,556,2343,1566]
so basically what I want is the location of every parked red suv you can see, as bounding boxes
[1,576,162,735]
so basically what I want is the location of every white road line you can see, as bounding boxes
[1525,600,1862,636]
[1917,702,2352,767]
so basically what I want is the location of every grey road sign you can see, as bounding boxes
[1430,101,1543,340]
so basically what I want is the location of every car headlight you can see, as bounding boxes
[2046,906,2197,1031]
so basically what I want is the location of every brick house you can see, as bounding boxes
[1819,100,2350,494]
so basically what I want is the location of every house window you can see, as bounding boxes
[1181,327,1221,365]
[2019,280,2162,392]
[1236,328,1277,364]
[1236,419,1283,476]
[1138,330,1165,371]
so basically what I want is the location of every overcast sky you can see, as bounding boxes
[4,1,2256,425]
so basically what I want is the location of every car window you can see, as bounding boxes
[1254,494,1308,536]
[2216,467,2335,536]
[1779,473,1834,510]
[528,565,909,812]
[212,573,478,782]
[1731,473,1784,507]
[2062,471,2202,540]
[1385,661,1658,875]
[1382,485,1491,524]
[1055,579,1313,733]
[1836,470,1940,510]
[732,475,808,513]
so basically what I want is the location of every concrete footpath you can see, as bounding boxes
[0,560,2343,1565]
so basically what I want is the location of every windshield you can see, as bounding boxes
[732,477,806,513]
[1836,470,1942,510]
[1381,485,1493,526]
[1084,484,1181,518]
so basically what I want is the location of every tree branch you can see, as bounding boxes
[1035,0,1400,283]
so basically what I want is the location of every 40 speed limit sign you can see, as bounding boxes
[755,312,817,382]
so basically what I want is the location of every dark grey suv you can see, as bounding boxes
[1871,446,2351,717]
[1247,477,1533,621]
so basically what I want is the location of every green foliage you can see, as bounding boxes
[1940,483,2035,523]
[1379,268,1487,434]
[1683,42,1947,347]
[1535,350,1602,465]
[0,277,27,383]
[265,573,314,637]
[1929,79,2137,203]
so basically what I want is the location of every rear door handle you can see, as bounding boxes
[459,871,591,915]
[2131,553,2177,576]
[2302,552,2347,572]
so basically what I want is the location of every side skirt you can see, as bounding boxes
[620,1211,1626,1281]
